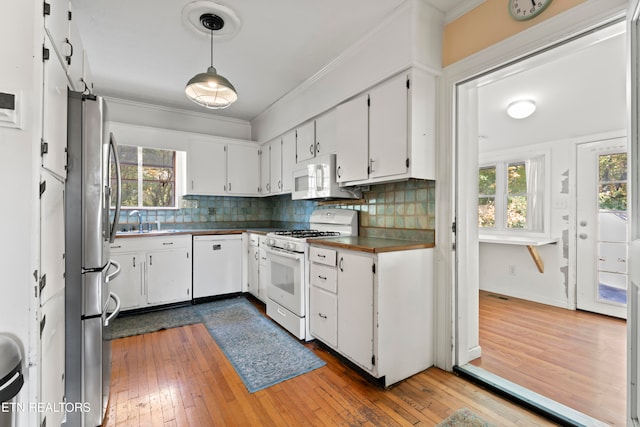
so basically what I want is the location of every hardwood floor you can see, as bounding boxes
[471,290,626,426]
[105,303,556,426]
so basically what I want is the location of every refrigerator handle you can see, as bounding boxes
[109,132,122,243]
[105,292,121,327]
[105,259,121,283]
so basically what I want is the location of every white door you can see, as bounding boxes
[42,36,68,179]
[40,171,65,305]
[296,120,316,163]
[108,252,143,311]
[227,144,259,195]
[270,139,283,193]
[337,251,374,371]
[282,130,296,192]
[146,249,191,304]
[186,139,226,195]
[576,139,628,319]
[628,0,640,424]
[369,73,408,179]
[336,93,369,183]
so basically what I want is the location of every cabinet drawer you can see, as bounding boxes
[248,234,260,246]
[310,287,337,348]
[310,263,337,293]
[310,246,337,266]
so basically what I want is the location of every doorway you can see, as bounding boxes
[576,138,628,319]
[453,19,627,425]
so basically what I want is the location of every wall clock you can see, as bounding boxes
[509,0,552,21]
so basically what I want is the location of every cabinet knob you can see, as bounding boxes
[337,166,341,179]
[316,142,320,153]
[339,257,344,272]
[318,313,327,319]
[309,144,314,155]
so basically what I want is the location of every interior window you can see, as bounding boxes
[478,155,545,234]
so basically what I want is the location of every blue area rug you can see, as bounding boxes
[195,297,325,393]
[599,283,627,305]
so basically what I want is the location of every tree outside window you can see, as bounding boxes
[110,146,176,208]
[478,155,545,234]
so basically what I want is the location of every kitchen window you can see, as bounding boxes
[110,145,185,209]
[478,154,546,234]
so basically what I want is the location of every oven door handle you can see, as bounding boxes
[266,246,304,261]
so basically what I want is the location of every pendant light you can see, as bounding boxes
[185,14,237,109]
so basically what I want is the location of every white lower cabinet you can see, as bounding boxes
[109,235,192,311]
[110,251,144,310]
[147,247,193,304]
[309,244,433,386]
[39,290,65,427]
[246,233,269,302]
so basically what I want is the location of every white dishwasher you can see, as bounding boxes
[193,235,243,299]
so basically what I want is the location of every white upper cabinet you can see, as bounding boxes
[44,0,71,68]
[281,130,296,192]
[270,138,283,193]
[336,93,369,183]
[227,144,259,195]
[260,141,271,195]
[187,138,226,195]
[187,136,260,197]
[295,110,338,164]
[369,73,408,179]
[67,7,91,92]
[295,120,316,163]
[42,35,68,179]
[315,109,337,157]
[336,69,435,185]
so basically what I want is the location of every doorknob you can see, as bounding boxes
[579,233,588,239]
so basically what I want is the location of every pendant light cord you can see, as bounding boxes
[210,29,214,68]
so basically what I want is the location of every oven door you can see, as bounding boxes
[266,246,305,316]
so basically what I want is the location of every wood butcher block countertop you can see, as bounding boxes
[309,236,435,253]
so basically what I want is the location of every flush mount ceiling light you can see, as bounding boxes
[185,13,238,109]
[507,99,536,119]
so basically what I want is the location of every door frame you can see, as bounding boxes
[435,0,627,370]
[627,0,640,424]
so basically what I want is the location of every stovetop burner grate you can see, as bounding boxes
[272,229,341,239]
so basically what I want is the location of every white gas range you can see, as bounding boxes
[264,209,358,340]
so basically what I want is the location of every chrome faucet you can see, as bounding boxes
[129,210,142,232]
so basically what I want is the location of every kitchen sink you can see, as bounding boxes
[116,229,180,236]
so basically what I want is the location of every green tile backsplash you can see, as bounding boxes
[114,179,435,242]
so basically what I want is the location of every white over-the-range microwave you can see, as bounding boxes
[292,154,361,200]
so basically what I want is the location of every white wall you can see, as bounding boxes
[0,0,42,425]
[106,97,252,141]
[250,0,443,143]
[478,132,626,308]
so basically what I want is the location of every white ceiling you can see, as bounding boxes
[477,23,627,152]
[71,0,479,122]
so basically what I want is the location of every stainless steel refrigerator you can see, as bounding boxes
[65,91,122,427]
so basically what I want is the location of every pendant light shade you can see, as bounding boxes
[185,13,237,109]
[185,66,237,109]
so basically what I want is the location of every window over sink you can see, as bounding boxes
[110,145,186,209]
